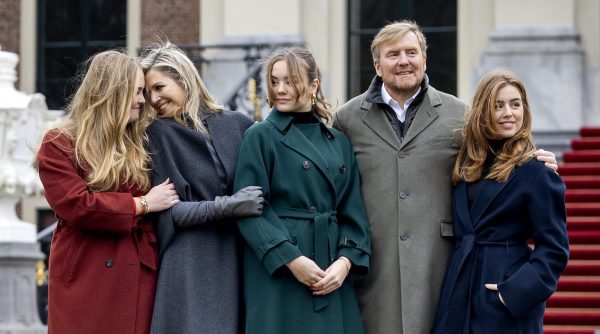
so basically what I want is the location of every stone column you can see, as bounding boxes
[0,49,47,333]
[476,27,584,132]
[0,243,46,333]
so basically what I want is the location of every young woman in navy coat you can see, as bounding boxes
[431,69,569,334]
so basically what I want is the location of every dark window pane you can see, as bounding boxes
[45,0,81,42]
[347,0,457,98]
[425,32,457,96]
[348,34,377,97]
[414,0,456,27]
[43,47,82,79]
[89,1,126,41]
[42,78,74,110]
[359,1,404,29]
[37,0,126,110]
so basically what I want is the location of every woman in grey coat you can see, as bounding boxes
[140,42,263,334]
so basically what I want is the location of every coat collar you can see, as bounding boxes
[401,88,440,147]
[267,108,335,138]
[267,108,338,199]
[359,75,439,150]
[455,170,518,229]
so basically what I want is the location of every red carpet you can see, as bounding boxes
[544,127,600,333]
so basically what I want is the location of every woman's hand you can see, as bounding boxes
[286,256,326,287]
[485,283,507,306]
[143,178,179,213]
[311,257,351,296]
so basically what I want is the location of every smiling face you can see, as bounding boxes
[128,68,145,123]
[144,68,186,116]
[493,84,524,139]
[374,31,426,104]
[269,60,317,113]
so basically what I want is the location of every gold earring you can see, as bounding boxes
[311,93,317,108]
[266,96,271,106]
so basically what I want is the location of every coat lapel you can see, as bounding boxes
[204,113,235,185]
[267,109,338,197]
[361,98,401,150]
[400,91,439,148]
[454,182,475,234]
[470,173,516,225]
[281,124,338,197]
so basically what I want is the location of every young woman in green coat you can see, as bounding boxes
[234,47,372,334]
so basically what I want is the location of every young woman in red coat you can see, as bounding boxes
[36,50,179,334]
[431,69,569,333]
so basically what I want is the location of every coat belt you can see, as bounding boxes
[441,235,524,334]
[134,221,158,271]
[271,205,337,312]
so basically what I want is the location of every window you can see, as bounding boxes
[37,0,126,110]
[347,0,457,98]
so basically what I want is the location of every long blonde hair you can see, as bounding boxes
[139,42,222,132]
[53,50,150,192]
[264,47,333,121]
[452,69,536,184]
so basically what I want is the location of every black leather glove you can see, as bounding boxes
[214,186,264,219]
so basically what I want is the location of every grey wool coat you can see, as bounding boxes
[147,109,253,334]
[234,109,371,334]
[332,76,467,334]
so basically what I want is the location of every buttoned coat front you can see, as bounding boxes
[332,82,467,334]
[235,109,371,334]
[431,158,569,334]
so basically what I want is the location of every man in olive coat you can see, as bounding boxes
[333,20,465,334]
[332,20,557,334]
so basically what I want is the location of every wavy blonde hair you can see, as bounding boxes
[139,42,222,132]
[53,50,150,192]
[452,69,536,184]
[264,47,333,121]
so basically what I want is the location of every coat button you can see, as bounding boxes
[398,151,407,158]
[399,192,409,199]
[339,164,346,173]
[400,233,410,241]
[303,161,311,170]
[105,258,114,267]
[326,132,333,140]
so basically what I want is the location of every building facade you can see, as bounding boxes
[1,0,599,227]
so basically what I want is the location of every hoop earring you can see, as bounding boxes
[311,93,317,108]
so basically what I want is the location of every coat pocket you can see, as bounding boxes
[440,220,454,238]
[49,226,88,286]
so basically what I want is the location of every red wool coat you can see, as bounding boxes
[37,131,158,334]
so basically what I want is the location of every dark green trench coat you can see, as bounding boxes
[234,109,372,334]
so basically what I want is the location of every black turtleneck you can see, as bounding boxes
[288,111,320,124]
[466,139,507,208]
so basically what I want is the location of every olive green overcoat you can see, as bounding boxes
[332,79,467,334]
[234,109,371,334]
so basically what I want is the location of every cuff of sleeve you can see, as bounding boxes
[498,263,552,318]
[262,241,302,275]
[338,247,369,275]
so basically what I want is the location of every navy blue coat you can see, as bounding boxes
[431,158,569,334]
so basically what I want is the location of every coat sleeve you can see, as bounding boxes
[37,133,135,234]
[335,136,371,274]
[498,167,569,317]
[234,125,302,275]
